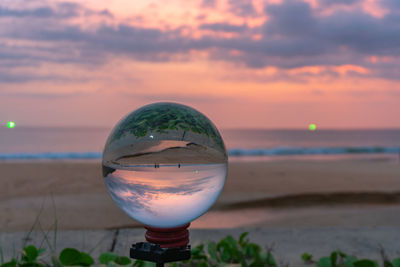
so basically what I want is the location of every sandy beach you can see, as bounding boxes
[1,159,400,231]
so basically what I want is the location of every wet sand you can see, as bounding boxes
[0,159,400,231]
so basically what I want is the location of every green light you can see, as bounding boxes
[309,123,316,131]
[7,121,15,128]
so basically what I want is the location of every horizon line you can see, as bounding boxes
[1,125,400,131]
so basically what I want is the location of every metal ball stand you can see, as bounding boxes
[130,223,191,267]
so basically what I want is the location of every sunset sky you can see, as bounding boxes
[0,0,399,129]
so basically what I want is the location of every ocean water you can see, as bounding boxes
[0,127,399,160]
[103,163,227,227]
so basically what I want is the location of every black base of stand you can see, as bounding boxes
[130,242,191,266]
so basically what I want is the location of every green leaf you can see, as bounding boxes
[238,232,249,246]
[37,249,46,256]
[338,251,348,258]
[132,260,145,267]
[221,245,232,262]
[216,239,230,262]
[50,255,63,267]
[19,263,44,267]
[353,259,379,267]
[384,260,394,267]
[246,243,261,259]
[132,261,155,267]
[59,248,81,265]
[207,241,219,261]
[344,256,358,267]
[393,258,400,267]
[79,252,94,266]
[19,263,45,267]
[330,251,338,266]
[59,248,94,266]
[223,236,241,261]
[318,257,333,267]
[99,252,118,264]
[1,259,17,267]
[115,256,131,265]
[191,244,204,256]
[302,253,313,262]
[266,252,277,266]
[191,244,207,260]
[198,262,209,267]
[23,245,39,262]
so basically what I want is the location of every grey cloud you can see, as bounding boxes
[0,72,45,83]
[0,36,104,68]
[318,0,360,7]
[200,22,248,33]
[0,69,88,84]
[383,0,400,11]
[97,9,113,17]
[228,0,256,16]
[264,1,316,37]
[2,0,400,82]
[365,61,400,81]
[201,0,216,8]
[105,177,150,212]
[319,11,400,55]
[52,2,80,18]
[0,91,87,98]
[0,6,54,17]
[0,2,110,19]
[1,73,52,84]
[222,0,400,73]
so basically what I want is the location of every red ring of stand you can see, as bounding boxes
[145,223,190,248]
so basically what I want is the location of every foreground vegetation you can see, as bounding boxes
[1,232,399,267]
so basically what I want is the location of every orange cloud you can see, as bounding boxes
[333,65,370,75]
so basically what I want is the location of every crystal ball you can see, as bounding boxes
[102,102,228,228]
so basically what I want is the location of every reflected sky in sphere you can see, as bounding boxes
[104,163,226,227]
[102,102,228,227]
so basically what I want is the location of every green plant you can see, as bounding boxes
[301,250,400,267]
[0,247,135,267]
[166,232,277,267]
[0,233,278,267]
[3,232,400,267]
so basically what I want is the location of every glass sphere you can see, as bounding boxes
[102,102,227,228]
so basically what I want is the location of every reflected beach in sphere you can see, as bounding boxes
[102,102,227,228]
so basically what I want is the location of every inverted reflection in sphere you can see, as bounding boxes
[102,103,227,228]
